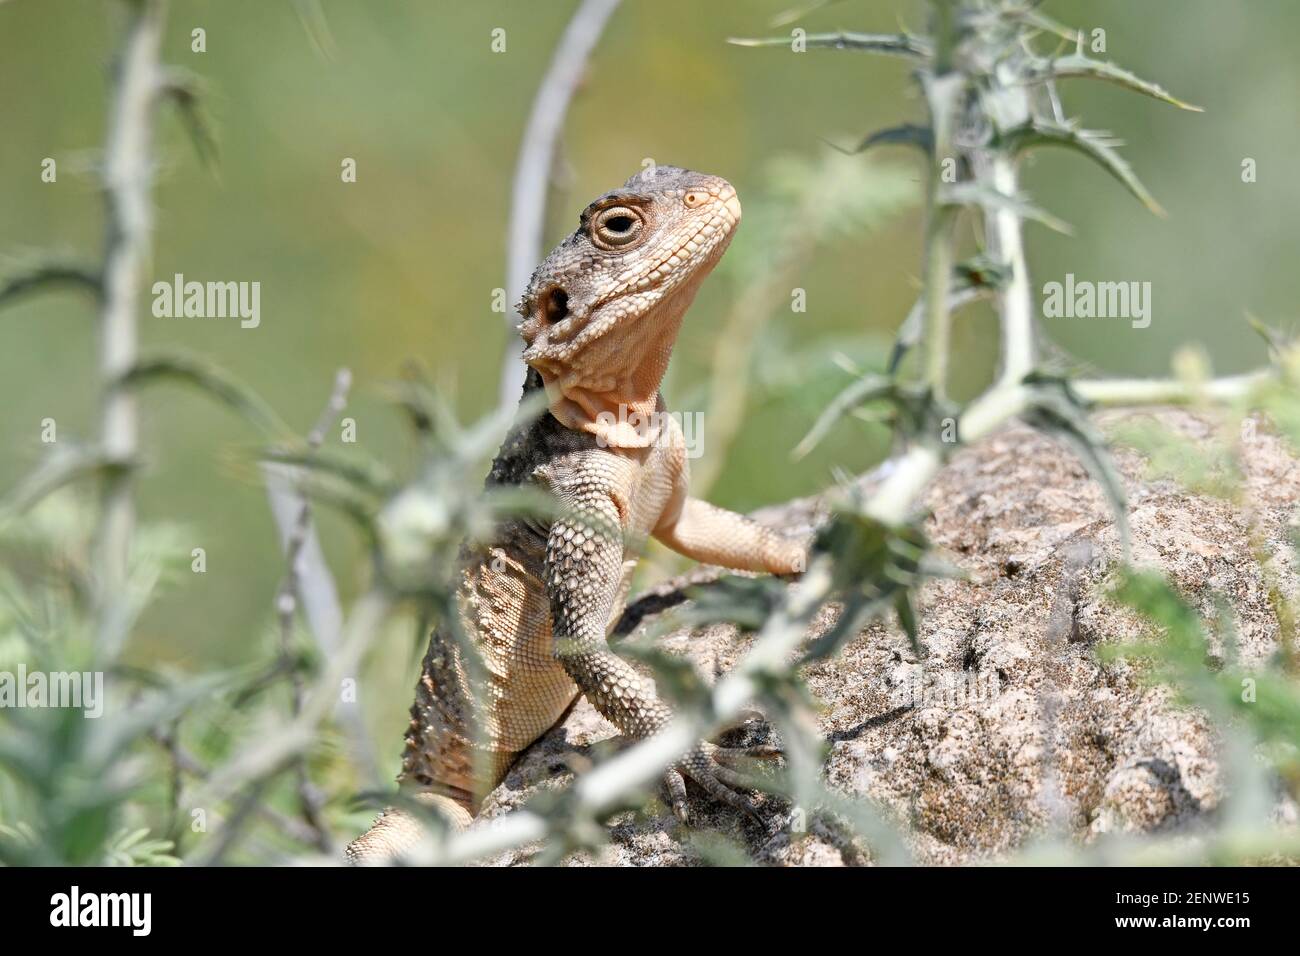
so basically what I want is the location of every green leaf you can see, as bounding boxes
[88,671,236,770]
[102,828,180,867]
[768,0,848,28]
[159,70,220,173]
[120,350,290,437]
[940,181,1074,234]
[0,445,114,521]
[1016,9,1078,42]
[1106,569,1300,794]
[851,124,933,156]
[800,595,884,664]
[0,263,100,310]
[1106,417,1240,499]
[1255,380,1300,454]
[793,374,895,459]
[888,285,988,375]
[684,831,758,867]
[894,590,922,659]
[818,789,913,865]
[1108,569,1206,657]
[815,510,930,612]
[995,120,1165,217]
[749,152,920,246]
[1245,315,1287,358]
[1027,53,1203,112]
[728,31,929,59]
[261,447,396,500]
[883,247,1010,378]
[1023,377,1131,557]
[662,575,790,635]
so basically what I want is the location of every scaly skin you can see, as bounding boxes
[347,167,805,864]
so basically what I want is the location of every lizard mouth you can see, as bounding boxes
[724,191,742,221]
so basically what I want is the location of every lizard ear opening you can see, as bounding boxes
[542,286,569,323]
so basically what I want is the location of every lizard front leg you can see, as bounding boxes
[545,475,771,823]
[654,495,806,575]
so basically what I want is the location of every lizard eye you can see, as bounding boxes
[591,205,643,249]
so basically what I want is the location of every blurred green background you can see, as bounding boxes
[2,1,1297,764]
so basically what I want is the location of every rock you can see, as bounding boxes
[476,409,1298,865]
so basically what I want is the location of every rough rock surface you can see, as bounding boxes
[476,409,1299,865]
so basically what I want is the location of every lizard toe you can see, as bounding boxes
[678,744,766,825]
[663,767,691,824]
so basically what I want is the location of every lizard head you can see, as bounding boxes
[517,165,741,447]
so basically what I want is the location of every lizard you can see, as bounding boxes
[346,165,806,864]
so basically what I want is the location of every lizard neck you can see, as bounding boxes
[531,278,698,449]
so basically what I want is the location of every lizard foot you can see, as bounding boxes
[664,741,782,825]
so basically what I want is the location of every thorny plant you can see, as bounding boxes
[411,0,1299,865]
[1,0,1298,866]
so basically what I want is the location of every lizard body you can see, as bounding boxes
[347,167,804,864]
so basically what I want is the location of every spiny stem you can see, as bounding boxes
[94,0,166,659]
[864,362,1280,529]
[929,0,958,72]
[919,0,961,401]
[273,367,353,855]
[920,80,959,401]
[1074,369,1273,407]
[987,153,1035,384]
[980,51,1036,385]
[865,381,1032,524]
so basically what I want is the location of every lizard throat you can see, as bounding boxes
[530,277,701,449]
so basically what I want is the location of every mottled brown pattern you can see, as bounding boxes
[347,168,805,863]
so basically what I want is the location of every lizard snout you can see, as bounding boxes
[723,190,742,223]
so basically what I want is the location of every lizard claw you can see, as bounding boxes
[665,742,774,826]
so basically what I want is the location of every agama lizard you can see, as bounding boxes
[347,166,806,863]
